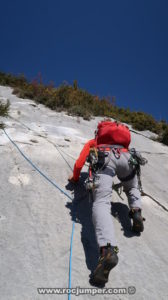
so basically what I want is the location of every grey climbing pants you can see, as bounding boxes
[92,150,141,247]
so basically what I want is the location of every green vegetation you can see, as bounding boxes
[0,71,168,145]
[0,98,10,128]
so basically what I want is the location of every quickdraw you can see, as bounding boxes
[128,148,148,193]
[84,147,98,191]
[85,147,111,191]
[112,147,121,159]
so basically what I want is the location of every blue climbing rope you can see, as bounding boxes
[68,221,75,300]
[3,128,75,300]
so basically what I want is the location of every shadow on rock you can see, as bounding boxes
[65,173,99,276]
[111,201,141,238]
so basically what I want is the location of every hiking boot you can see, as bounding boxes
[92,243,119,285]
[129,208,145,233]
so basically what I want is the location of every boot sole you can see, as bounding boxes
[92,257,118,285]
[132,218,144,233]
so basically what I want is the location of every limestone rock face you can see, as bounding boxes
[0,85,168,300]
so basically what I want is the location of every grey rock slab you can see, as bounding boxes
[0,85,168,299]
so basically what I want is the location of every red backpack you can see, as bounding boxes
[96,121,131,149]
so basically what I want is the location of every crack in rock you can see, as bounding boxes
[141,191,168,212]
[130,129,158,140]
[141,151,168,155]
[13,141,33,146]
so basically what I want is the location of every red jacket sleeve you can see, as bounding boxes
[73,139,96,181]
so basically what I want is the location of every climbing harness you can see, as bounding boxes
[85,145,122,191]
[85,145,148,196]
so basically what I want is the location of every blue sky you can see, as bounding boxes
[0,0,168,121]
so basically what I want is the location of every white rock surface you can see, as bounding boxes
[0,85,168,300]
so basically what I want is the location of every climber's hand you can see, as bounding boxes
[68,174,78,183]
